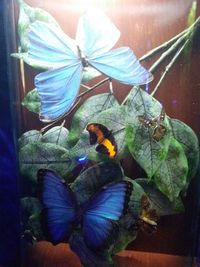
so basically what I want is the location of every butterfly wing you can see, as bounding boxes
[28,21,78,68]
[82,181,132,250]
[38,169,77,244]
[28,21,83,122]
[76,10,120,58]
[89,47,153,85]
[35,64,82,122]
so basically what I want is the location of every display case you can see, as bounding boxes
[2,0,200,266]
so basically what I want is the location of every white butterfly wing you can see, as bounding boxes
[88,47,153,85]
[35,64,82,122]
[76,10,120,58]
[28,21,78,68]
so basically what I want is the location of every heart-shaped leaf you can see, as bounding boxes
[17,0,60,52]
[22,88,40,114]
[135,178,184,215]
[71,161,123,205]
[153,138,188,201]
[19,142,71,182]
[124,86,171,178]
[42,126,69,149]
[170,118,199,183]
[18,130,42,148]
[68,106,128,162]
[67,93,119,147]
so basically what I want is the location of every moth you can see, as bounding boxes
[138,108,167,141]
[137,194,159,234]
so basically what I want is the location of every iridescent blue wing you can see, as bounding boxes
[76,10,120,58]
[28,21,83,122]
[35,64,82,122]
[28,21,78,68]
[82,181,132,250]
[88,47,153,85]
[38,169,77,244]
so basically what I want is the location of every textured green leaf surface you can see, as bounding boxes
[124,86,162,117]
[18,130,42,148]
[69,106,127,161]
[19,142,71,182]
[22,88,40,113]
[68,93,119,147]
[71,162,123,205]
[153,138,188,201]
[42,126,69,149]
[124,86,171,178]
[17,0,60,52]
[135,178,184,215]
[21,197,43,239]
[170,118,199,182]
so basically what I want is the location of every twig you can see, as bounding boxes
[140,16,200,63]
[151,39,189,97]
[77,78,109,98]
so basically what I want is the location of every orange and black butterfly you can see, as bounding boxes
[86,123,117,159]
[137,194,159,234]
[138,108,166,141]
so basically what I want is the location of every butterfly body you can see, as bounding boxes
[28,11,153,122]
[138,108,167,141]
[38,169,132,250]
[86,123,117,159]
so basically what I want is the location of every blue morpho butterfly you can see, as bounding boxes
[27,10,153,122]
[38,169,132,250]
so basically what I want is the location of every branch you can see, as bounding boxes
[151,39,189,97]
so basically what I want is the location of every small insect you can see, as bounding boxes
[86,123,117,159]
[137,195,159,234]
[138,108,167,141]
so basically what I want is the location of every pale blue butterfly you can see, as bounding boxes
[28,11,153,122]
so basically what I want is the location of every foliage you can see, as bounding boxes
[15,2,200,266]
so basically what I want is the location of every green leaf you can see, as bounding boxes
[124,86,163,117]
[11,52,49,70]
[68,106,127,161]
[17,0,60,52]
[21,197,43,240]
[153,138,188,201]
[71,162,123,205]
[126,121,171,179]
[110,177,145,254]
[169,118,199,183]
[42,126,69,149]
[124,86,172,178]
[19,142,71,182]
[67,93,119,147]
[135,178,184,215]
[22,88,40,114]
[18,130,42,148]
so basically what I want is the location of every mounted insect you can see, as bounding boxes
[136,194,159,235]
[138,108,167,141]
[86,123,117,159]
[27,10,153,122]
